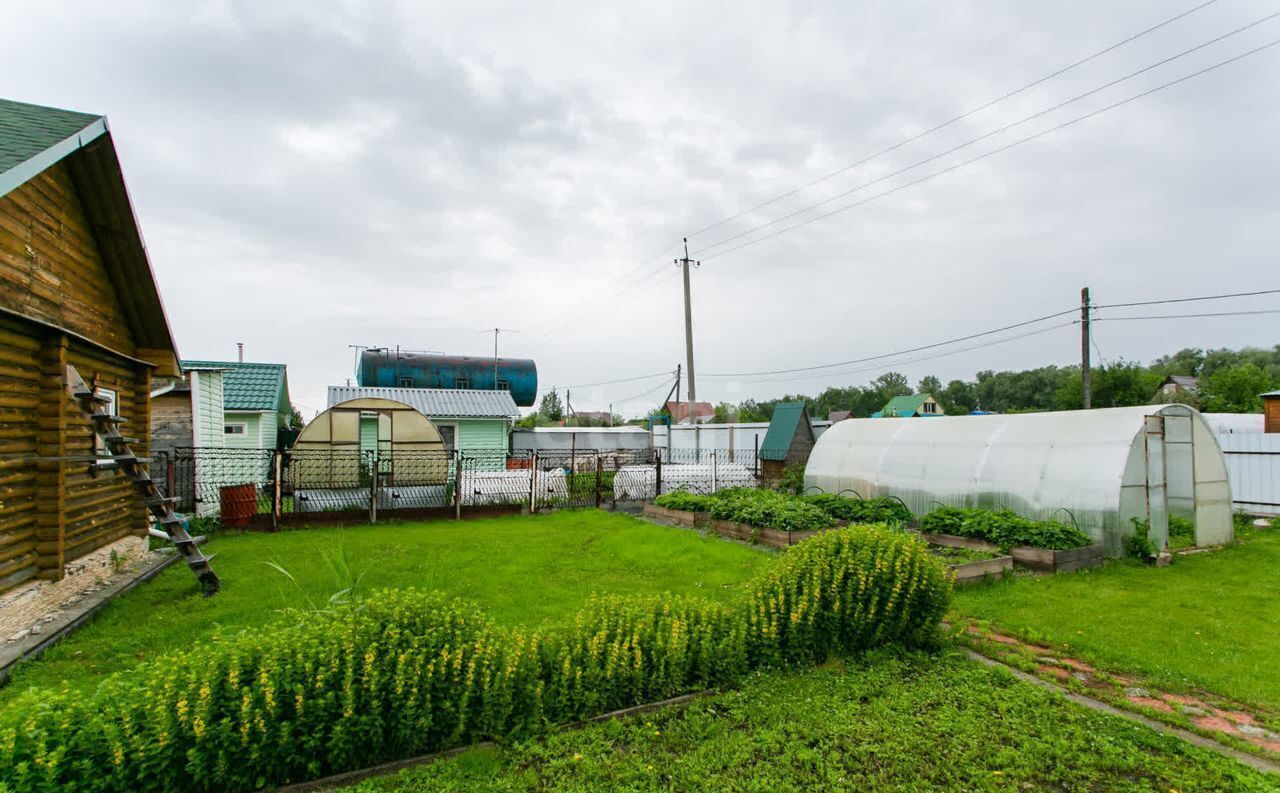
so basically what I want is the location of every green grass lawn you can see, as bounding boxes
[343,649,1277,792]
[952,527,1280,710]
[0,511,768,701]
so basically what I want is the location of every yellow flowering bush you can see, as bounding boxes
[0,528,948,792]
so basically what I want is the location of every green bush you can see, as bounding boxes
[920,507,1093,551]
[0,529,949,793]
[653,491,717,512]
[707,488,834,533]
[802,494,913,525]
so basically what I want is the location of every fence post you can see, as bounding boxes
[654,452,663,498]
[368,451,378,524]
[711,450,718,493]
[272,451,283,531]
[454,451,463,520]
[529,451,539,513]
[594,455,602,509]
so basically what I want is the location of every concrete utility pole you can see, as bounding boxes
[1081,286,1092,409]
[675,238,699,411]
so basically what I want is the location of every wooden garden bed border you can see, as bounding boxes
[922,532,1103,573]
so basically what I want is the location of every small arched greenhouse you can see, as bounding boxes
[804,404,1232,556]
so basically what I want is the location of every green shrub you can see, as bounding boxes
[803,494,913,525]
[774,464,806,495]
[919,506,1093,551]
[653,491,717,512]
[707,488,833,533]
[0,529,949,793]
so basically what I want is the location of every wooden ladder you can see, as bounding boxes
[65,365,221,595]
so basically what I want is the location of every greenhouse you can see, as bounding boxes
[804,404,1233,556]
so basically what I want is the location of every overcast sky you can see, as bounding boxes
[5,0,1278,418]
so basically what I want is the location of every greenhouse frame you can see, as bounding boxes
[804,404,1233,556]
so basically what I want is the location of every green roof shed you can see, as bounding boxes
[759,401,816,463]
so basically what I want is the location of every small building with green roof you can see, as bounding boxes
[873,393,944,418]
[181,360,292,449]
[759,401,817,481]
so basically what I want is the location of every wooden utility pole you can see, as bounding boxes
[675,238,699,412]
[1081,286,1092,409]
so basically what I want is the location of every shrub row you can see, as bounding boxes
[653,489,913,532]
[0,527,949,793]
[920,506,1093,550]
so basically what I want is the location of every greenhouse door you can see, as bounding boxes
[1144,415,1170,552]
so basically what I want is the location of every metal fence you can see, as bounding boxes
[152,447,767,527]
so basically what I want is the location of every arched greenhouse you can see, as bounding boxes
[804,404,1233,556]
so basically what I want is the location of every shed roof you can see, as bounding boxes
[328,385,518,419]
[1,98,179,373]
[879,394,931,417]
[184,361,289,411]
[760,401,811,461]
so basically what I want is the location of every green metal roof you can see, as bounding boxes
[760,401,808,461]
[182,360,289,412]
[0,98,104,188]
[879,394,930,418]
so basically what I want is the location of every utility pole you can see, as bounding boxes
[675,238,699,412]
[1081,287,1092,410]
[479,328,520,390]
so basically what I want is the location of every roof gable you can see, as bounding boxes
[1,98,178,373]
[183,360,288,411]
[760,401,812,461]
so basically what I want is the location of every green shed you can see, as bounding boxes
[759,401,817,481]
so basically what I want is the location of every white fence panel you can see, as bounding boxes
[1217,433,1280,516]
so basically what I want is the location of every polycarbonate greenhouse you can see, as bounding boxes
[805,404,1233,556]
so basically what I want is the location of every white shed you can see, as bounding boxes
[804,405,1233,556]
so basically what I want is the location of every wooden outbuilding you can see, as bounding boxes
[0,98,181,591]
[758,401,817,481]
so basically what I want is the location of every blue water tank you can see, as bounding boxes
[358,350,538,407]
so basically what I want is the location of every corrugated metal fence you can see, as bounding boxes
[1217,434,1280,516]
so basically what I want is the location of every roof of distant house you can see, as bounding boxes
[665,400,715,422]
[828,410,853,422]
[184,361,289,412]
[1161,375,1199,390]
[328,385,518,419]
[879,394,934,417]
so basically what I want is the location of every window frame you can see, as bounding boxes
[224,422,249,436]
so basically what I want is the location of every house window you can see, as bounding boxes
[398,377,414,387]
[497,379,510,391]
[456,376,470,389]
[94,387,118,457]
[225,423,248,436]
[438,425,455,450]
[923,402,937,414]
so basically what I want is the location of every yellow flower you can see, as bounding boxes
[573,753,583,762]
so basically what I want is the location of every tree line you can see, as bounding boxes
[703,345,1280,423]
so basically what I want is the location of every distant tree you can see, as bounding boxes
[1150,347,1205,378]
[538,390,564,422]
[285,404,305,430]
[941,379,977,414]
[1199,364,1278,413]
[713,402,737,423]
[917,375,943,397]
[871,372,910,398]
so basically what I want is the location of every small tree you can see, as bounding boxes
[538,390,564,422]
[1200,364,1277,413]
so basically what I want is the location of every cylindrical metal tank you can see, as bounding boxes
[357,350,538,407]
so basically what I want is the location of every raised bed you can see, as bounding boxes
[946,554,1013,586]
[1009,544,1103,573]
[922,532,1103,574]
[641,503,707,528]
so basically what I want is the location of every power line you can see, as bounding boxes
[561,370,674,390]
[1095,308,1280,321]
[703,307,1078,378]
[697,37,1280,262]
[728,322,1076,386]
[693,14,1280,258]
[684,0,1221,241]
[1096,288,1280,309]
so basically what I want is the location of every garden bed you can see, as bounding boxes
[928,544,1011,586]
[641,503,707,528]
[922,531,1102,573]
[642,504,831,549]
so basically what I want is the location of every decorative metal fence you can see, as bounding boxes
[152,447,767,528]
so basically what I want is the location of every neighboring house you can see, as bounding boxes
[759,401,817,480]
[873,393,944,418]
[828,410,853,423]
[182,360,291,450]
[327,385,519,455]
[664,400,716,424]
[0,97,181,590]
[1153,375,1199,404]
[149,365,229,459]
[568,410,613,426]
